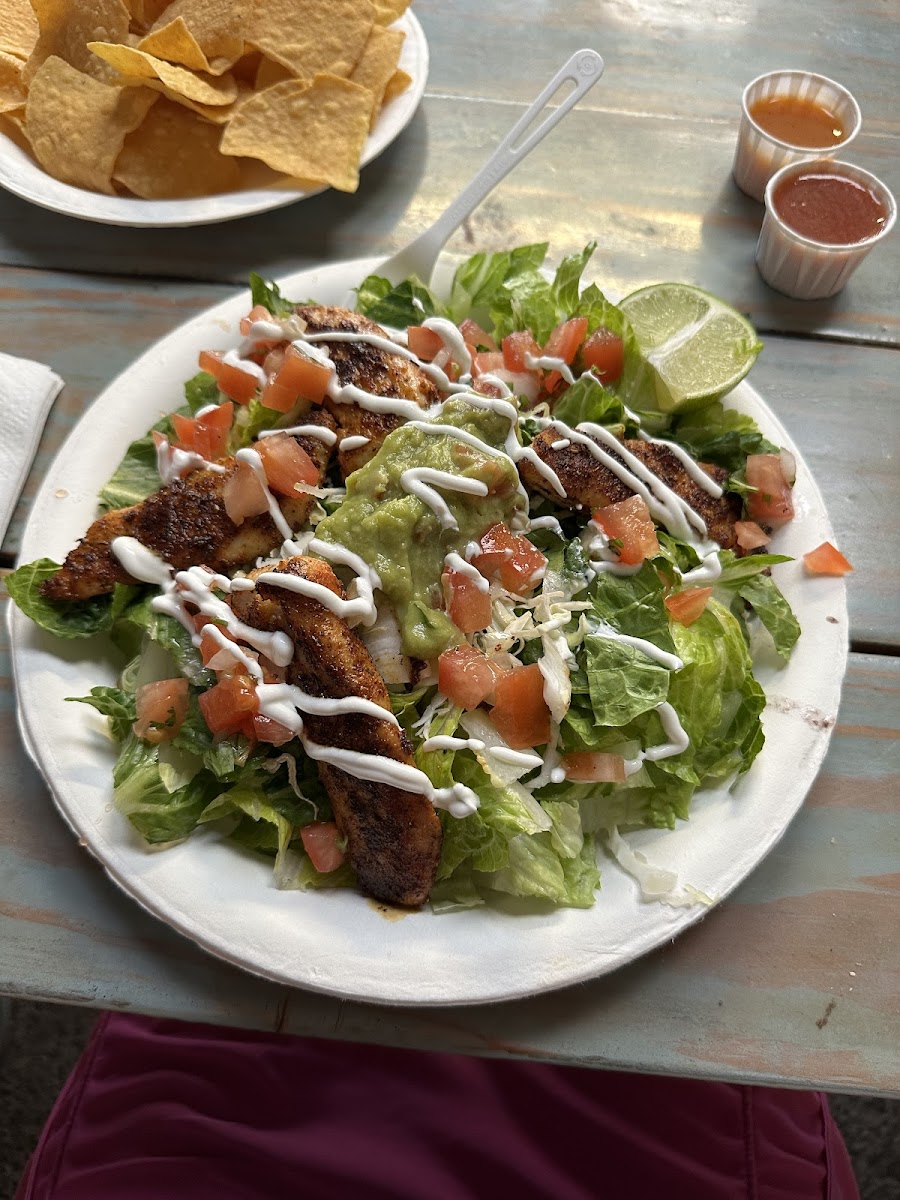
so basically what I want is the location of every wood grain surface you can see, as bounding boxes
[1,611,896,1094]
[0,0,897,1096]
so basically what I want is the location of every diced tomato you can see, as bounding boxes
[171,401,234,461]
[665,586,714,626]
[198,349,260,405]
[746,454,795,523]
[443,567,492,634]
[407,325,444,362]
[544,370,563,394]
[735,520,770,551]
[438,644,506,711]
[223,460,269,525]
[472,350,505,377]
[133,678,189,745]
[198,673,258,736]
[239,304,281,343]
[562,751,627,783]
[803,542,853,576]
[472,523,547,595]
[593,496,660,565]
[262,343,333,411]
[581,327,625,383]
[191,613,237,669]
[544,316,588,364]
[459,319,497,352]
[489,664,551,749]
[250,712,296,745]
[256,433,319,496]
[501,330,542,373]
[301,821,347,873]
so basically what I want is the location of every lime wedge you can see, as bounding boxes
[619,283,762,413]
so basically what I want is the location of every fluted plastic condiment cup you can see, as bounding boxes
[733,69,861,202]
[755,158,897,299]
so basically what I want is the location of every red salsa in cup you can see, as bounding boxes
[773,169,889,244]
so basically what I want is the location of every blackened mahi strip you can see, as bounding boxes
[231,556,443,908]
[519,427,742,550]
[294,305,442,479]
[41,410,337,601]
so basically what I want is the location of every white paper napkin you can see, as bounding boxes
[0,352,64,545]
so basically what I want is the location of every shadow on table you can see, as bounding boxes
[0,109,431,286]
[697,177,847,337]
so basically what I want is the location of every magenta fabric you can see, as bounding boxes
[17,1012,859,1200]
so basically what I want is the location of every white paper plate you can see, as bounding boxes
[0,15,427,227]
[8,256,849,1006]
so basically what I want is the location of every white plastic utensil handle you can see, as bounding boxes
[379,48,604,285]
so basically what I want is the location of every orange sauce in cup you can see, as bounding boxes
[749,94,845,148]
[773,169,889,245]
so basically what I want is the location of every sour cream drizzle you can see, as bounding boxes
[258,424,338,445]
[155,436,227,486]
[590,619,684,671]
[400,468,489,530]
[443,551,490,591]
[524,352,576,384]
[624,702,690,775]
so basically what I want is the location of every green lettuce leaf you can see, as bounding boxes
[183,370,220,413]
[672,402,779,472]
[111,592,213,686]
[112,731,220,843]
[67,686,136,741]
[447,243,548,327]
[249,272,295,318]
[551,371,629,430]
[480,830,600,908]
[5,558,140,639]
[355,275,445,327]
[736,574,802,660]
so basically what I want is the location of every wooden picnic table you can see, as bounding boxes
[1,0,897,1096]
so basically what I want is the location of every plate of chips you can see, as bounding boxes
[0,0,427,226]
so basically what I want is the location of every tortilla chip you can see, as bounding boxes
[230,49,262,84]
[0,49,26,114]
[147,0,246,61]
[382,66,411,105]
[24,0,131,87]
[25,55,157,192]
[114,95,241,196]
[221,73,371,193]
[87,40,237,104]
[350,26,403,129]
[0,109,31,152]
[138,16,235,74]
[248,0,374,81]
[0,0,39,61]
[370,0,409,25]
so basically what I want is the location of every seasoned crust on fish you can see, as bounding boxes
[231,556,443,908]
[519,428,742,550]
[294,305,441,478]
[41,411,337,602]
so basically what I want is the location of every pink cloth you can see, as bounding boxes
[18,1013,859,1199]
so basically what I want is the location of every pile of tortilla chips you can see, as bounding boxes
[0,0,414,199]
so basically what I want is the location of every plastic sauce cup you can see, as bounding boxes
[733,69,861,202]
[755,159,897,299]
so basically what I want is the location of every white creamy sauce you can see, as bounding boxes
[339,435,370,451]
[422,317,473,374]
[590,619,685,671]
[253,567,375,627]
[155,436,226,486]
[636,431,724,498]
[400,467,489,530]
[258,424,338,445]
[304,329,459,395]
[443,551,490,591]
[624,702,690,775]
[524,352,576,384]
[255,682,399,726]
[110,536,173,586]
[550,438,571,451]
[221,349,266,384]
[526,514,565,537]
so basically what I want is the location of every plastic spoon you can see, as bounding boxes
[375,48,605,287]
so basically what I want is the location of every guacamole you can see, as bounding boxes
[317,398,524,660]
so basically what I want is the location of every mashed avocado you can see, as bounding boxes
[316,398,524,660]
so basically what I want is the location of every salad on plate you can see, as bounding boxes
[7,242,807,913]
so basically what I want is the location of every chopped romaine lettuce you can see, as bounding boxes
[5,559,139,639]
